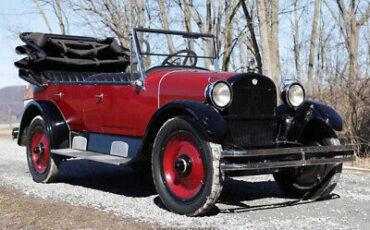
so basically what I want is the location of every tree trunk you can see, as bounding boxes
[307,0,320,98]
[240,0,262,73]
[292,0,301,82]
[157,0,176,53]
[236,16,246,72]
[184,0,215,68]
[270,0,280,85]
[256,0,272,77]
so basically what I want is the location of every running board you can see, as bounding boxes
[51,148,130,166]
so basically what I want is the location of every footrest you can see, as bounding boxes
[51,148,130,166]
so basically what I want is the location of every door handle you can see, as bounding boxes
[95,93,103,99]
[54,92,62,98]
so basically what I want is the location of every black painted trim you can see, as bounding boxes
[18,100,70,149]
[277,100,343,142]
[135,100,227,161]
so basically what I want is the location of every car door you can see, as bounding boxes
[82,83,103,133]
[99,84,135,136]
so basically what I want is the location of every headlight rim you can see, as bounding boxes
[282,81,305,109]
[205,80,233,109]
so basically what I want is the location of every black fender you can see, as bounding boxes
[18,100,69,149]
[277,100,342,142]
[135,100,227,160]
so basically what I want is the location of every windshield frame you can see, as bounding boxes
[131,28,218,82]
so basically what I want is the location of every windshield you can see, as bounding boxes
[132,28,217,72]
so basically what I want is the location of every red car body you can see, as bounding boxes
[33,70,234,137]
[15,29,354,216]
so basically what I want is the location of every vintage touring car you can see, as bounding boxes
[14,28,354,216]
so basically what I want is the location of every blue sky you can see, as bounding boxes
[0,0,295,89]
[0,1,364,89]
[0,1,49,88]
[0,0,84,88]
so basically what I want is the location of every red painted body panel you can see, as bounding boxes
[33,69,236,137]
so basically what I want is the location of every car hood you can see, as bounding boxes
[146,68,237,107]
[145,68,275,108]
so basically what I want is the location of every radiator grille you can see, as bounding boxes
[227,77,276,147]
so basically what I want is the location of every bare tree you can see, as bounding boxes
[55,0,66,34]
[291,0,301,82]
[71,0,141,47]
[157,0,176,53]
[255,0,280,85]
[33,0,67,34]
[33,0,53,33]
[240,0,262,73]
[183,0,214,68]
[236,15,246,72]
[307,0,320,98]
[324,0,369,144]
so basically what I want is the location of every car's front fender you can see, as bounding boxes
[135,100,227,160]
[277,100,343,141]
[150,100,227,142]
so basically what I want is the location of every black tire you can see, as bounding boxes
[151,117,223,216]
[26,116,59,183]
[273,138,342,200]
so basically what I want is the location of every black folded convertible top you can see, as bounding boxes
[15,32,130,86]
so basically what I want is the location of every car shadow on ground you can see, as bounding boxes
[153,177,340,216]
[216,177,340,214]
[54,159,340,215]
[54,159,156,197]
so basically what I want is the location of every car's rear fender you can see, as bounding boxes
[278,100,342,142]
[136,100,227,160]
[18,100,69,149]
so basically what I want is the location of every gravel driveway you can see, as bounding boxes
[0,137,369,229]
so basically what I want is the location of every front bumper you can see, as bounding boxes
[221,145,354,171]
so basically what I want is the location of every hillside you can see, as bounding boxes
[0,85,26,124]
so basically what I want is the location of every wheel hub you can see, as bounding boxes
[33,143,44,156]
[162,132,205,199]
[30,130,49,173]
[173,155,192,177]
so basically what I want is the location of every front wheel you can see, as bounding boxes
[273,138,342,200]
[152,117,223,216]
[26,116,59,183]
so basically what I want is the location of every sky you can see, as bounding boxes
[0,0,88,89]
[0,0,293,89]
[0,0,301,90]
[0,1,49,88]
[0,1,366,89]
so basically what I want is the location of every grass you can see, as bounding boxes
[345,157,370,169]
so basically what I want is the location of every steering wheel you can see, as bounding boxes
[161,49,198,67]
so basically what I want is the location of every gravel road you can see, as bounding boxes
[0,137,369,229]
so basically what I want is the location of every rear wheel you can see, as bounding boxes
[273,137,342,200]
[152,117,223,216]
[26,116,59,183]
